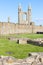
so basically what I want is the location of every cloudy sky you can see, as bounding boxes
[0,0,43,25]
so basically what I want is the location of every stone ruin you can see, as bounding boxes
[0,4,43,34]
[27,38,43,46]
[0,52,43,65]
[8,37,43,46]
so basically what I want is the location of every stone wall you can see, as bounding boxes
[0,22,43,34]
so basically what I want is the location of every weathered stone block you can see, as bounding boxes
[18,39,27,44]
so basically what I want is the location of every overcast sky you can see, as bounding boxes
[0,0,43,25]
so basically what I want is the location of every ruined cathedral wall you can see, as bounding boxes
[0,23,33,34]
[0,22,43,34]
[0,22,15,34]
[16,25,43,34]
[33,26,43,33]
[15,24,32,33]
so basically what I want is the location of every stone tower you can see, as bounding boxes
[18,4,32,25]
[18,4,22,24]
[27,4,32,25]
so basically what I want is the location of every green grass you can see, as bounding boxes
[0,34,43,59]
[2,33,43,39]
[14,34,43,38]
[0,37,43,59]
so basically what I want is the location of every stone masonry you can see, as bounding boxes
[0,52,43,65]
[0,22,43,34]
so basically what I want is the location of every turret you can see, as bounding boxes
[18,3,22,24]
[27,3,32,25]
[28,3,32,11]
[18,3,22,12]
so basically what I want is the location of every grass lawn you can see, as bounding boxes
[3,33,43,39]
[17,34,43,38]
[0,35,43,59]
[11,34,43,39]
